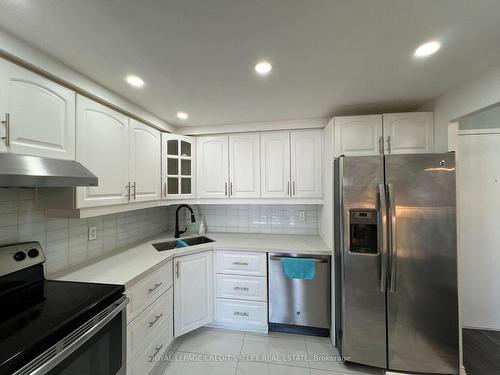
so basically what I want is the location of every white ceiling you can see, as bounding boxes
[1,0,500,127]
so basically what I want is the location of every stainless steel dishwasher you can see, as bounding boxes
[268,253,331,336]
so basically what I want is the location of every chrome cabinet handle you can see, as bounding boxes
[292,181,296,196]
[378,136,383,155]
[125,182,131,200]
[387,136,392,154]
[233,286,249,291]
[230,182,233,197]
[175,262,179,278]
[163,182,167,198]
[388,183,397,293]
[233,311,249,317]
[378,184,388,292]
[132,181,137,200]
[149,345,164,362]
[148,313,164,328]
[225,182,228,196]
[1,113,10,147]
[287,181,290,196]
[232,261,248,266]
[147,282,163,294]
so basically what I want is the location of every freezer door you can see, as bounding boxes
[385,153,459,374]
[337,156,387,368]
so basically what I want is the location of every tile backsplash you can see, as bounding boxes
[0,188,168,275]
[0,188,320,275]
[167,204,320,235]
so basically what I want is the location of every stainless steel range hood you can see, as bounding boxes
[0,154,98,187]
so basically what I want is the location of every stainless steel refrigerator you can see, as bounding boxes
[334,153,459,374]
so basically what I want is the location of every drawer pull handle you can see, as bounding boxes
[149,345,164,362]
[233,262,248,266]
[233,311,249,317]
[148,313,164,328]
[233,286,249,291]
[148,282,163,293]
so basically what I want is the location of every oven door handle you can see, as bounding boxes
[14,295,129,375]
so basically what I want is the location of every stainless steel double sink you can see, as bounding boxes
[152,236,214,252]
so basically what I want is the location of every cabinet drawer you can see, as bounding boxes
[128,287,173,358]
[127,317,172,375]
[216,251,267,276]
[216,274,267,301]
[215,298,267,328]
[126,261,173,322]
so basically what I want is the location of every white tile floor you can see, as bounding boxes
[156,328,384,375]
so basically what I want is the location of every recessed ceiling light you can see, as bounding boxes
[177,111,188,120]
[414,41,441,58]
[255,61,272,75]
[125,75,144,88]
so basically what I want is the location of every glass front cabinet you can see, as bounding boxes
[162,133,195,199]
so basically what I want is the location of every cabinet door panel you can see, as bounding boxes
[291,129,322,198]
[174,251,214,337]
[162,133,195,199]
[334,115,383,156]
[196,136,228,198]
[0,59,75,159]
[383,112,434,154]
[129,119,161,202]
[76,95,129,208]
[260,132,290,198]
[229,133,260,198]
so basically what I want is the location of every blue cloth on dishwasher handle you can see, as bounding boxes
[176,239,189,248]
[281,257,316,280]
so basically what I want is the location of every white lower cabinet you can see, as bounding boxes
[126,261,173,375]
[212,250,268,333]
[215,298,268,330]
[174,251,214,337]
[216,274,267,301]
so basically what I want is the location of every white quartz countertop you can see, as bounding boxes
[48,232,331,288]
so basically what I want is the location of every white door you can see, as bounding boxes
[129,119,161,202]
[76,95,129,208]
[0,59,76,159]
[162,133,196,199]
[334,115,383,156]
[291,129,322,198]
[196,135,229,199]
[174,251,214,337]
[383,112,434,154]
[260,131,291,198]
[229,133,260,198]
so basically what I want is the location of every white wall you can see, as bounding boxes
[420,64,500,150]
[0,29,175,133]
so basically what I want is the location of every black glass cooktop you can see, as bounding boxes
[0,265,124,375]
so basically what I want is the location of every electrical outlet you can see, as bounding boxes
[88,226,97,241]
[299,211,306,221]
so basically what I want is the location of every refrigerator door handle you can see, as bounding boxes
[388,183,397,293]
[378,184,388,292]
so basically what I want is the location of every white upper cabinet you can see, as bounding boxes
[129,119,161,202]
[0,59,76,160]
[291,129,323,198]
[76,95,129,208]
[334,115,383,156]
[382,112,434,154]
[162,133,195,199]
[260,131,291,198]
[197,135,229,199]
[174,251,214,337]
[229,133,260,198]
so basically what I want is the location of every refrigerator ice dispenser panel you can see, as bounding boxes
[349,209,378,254]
